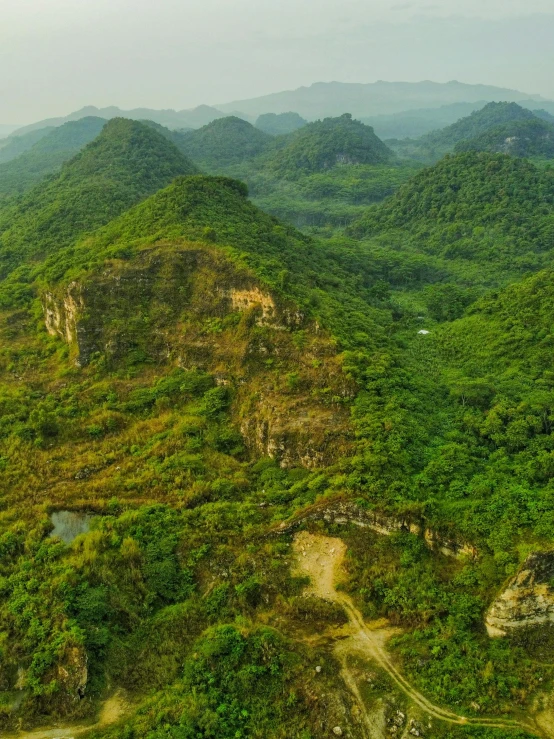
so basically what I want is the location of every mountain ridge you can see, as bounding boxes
[217,80,548,119]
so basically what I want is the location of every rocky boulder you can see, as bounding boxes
[486,551,554,636]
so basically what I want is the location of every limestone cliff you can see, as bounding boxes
[486,551,554,636]
[276,498,477,559]
[42,243,355,467]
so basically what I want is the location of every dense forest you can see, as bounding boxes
[388,102,554,164]
[0,99,554,739]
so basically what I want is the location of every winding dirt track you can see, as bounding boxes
[293,531,546,738]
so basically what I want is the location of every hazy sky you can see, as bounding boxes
[1,0,553,123]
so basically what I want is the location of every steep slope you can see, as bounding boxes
[455,117,554,158]
[0,118,198,279]
[0,125,56,163]
[177,116,273,169]
[255,111,307,135]
[351,152,554,280]
[264,114,393,176]
[0,117,107,198]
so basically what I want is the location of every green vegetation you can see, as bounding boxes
[363,102,487,140]
[174,113,410,229]
[177,116,273,170]
[0,117,107,199]
[455,118,554,158]
[263,113,393,176]
[351,152,554,283]
[423,102,537,149]
[2,105,554,737]
[255,111,307,135]
[0,126,56,164]
[0,118,198,280]
[389,102,544,163]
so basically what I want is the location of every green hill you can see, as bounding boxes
[265,113,393,176]
[351,152,554,280]
[390,102,542,162]
[255,111,307,135]
[0,118,198,280]
[0,125,56,164]
[532,108,554,124]
[422,101,537,148]
[177,116,273,170]
[0,117,107,199]
[455,117,554,158]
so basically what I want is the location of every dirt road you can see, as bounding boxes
[293,531,545,738]
[5,691,127,739]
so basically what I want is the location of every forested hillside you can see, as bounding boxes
[2,105,554,739]
[255,111,307,135]
[175,113,413,230]
[263,113,393,175]
[390,102,546,162]
[0,126,56,163]
[351,152,554,282]
[455,118,554,158]
[0,117,107,198]
[169,116,273,169]
[0,118,197,281]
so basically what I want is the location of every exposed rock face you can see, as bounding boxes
[41,245,355,468]
[228,287,279,325]
[56,646,88,702]
[43,281,87,360]
[486,551,554,637]
[277,498,477,559]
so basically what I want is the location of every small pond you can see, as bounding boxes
[50,510,96,544]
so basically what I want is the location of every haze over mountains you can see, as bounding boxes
[4,80,553,143]
[216,79,549,119]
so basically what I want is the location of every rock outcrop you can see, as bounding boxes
[41,245,354,468]
[486,551,554,636]
[276,498,477,559]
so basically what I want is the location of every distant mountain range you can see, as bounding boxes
[216,80,549,119]
[4,80,552,141]
[9,104,230,137]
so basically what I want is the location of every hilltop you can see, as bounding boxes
[263,114,393,176]
[389,101,545,162]
[455,117,554,158]
[363,101,488,140]
[0,118,197,279]
[0,116,107,198]
[255,111,308,135]
[176,116,273,170]
[421,101,538,149]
